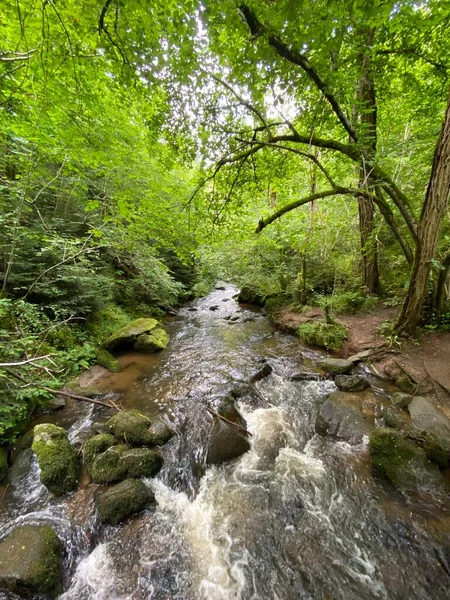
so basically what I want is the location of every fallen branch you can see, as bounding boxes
[0,354,57,367]
[205,405,253,437]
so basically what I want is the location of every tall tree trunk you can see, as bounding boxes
[396,92,450,334]
[434,251,450,325]
[356,28,379,294]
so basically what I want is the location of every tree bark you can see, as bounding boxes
[396,92,450,334]
[434,251,450,325]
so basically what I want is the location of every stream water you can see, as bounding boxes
[1,284,450,600]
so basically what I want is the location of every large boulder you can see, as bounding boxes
[102,318,168,353]
[87,444,163,484]
[207,420,251,465]
[0,448,7,483]
[0,525,61,598]
[9,449,34,484]
[82,434,119,471]
[107,410,172,446]
[134,328,170,352]
[32,424,78,496]
[408,396,450,454]
[236,286,265,306]
[334,374,369,392]
[315,391,373,444]
[95,479,154,525]
[316,358,353,375]
[369,428,445,492]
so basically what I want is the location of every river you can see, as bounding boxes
[1,284,450,599]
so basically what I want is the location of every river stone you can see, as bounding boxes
[369,428,445,492]
[207,419,251,465]
[316,358,353,375]
[250,363,273,383]
[88,444,163,483]
[9,448,33,483]
[10,429,35,463]
[95,479,154,525]
[96,348,122,373]
[121,447,163,478]
[0,525,61,597]
[391,392,414,409]
[395,372,416,394]
[408,396,450,453]
[107,410,154,445]
[315,391,373,444]
[236,285,265,306]
[334,374,369,392]
[134,328,170,352]
[82,434,119,471]
[0,448,7,484]
[32,424,78,496]
[102,318,159,352]
[383,406,410,431]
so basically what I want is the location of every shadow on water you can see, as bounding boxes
[2,283,450,600]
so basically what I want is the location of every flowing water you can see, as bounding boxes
[1,284,450,600]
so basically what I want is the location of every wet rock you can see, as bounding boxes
[408,396,450,453]
[250,363,273,383]
[11,429,35,463]
[40,396,66,411]
[347,349,374,363]
[96,348,122,373]
[107,410,172,446]
[209,305,219,311]
[215,286,226,290]
[134,328,169,352]
[206,419,251,465]
[82,434,119,471]
[0,525,61,598]
[230,315,240,322]
[316,358,353,375]
[222,298,231,302]
[102,318,159,352]
[391,392,414,409]
[187,307,198,312]
[290,366,327,381]
[334,374,369,392]
[88,444,163,484]
[383,406,410,430]
[32,424,78,496]
[211,396,247,429]
[9,448,33,483]
[95,479,154,525]
[0,448,7,483]
[369,428,445,492]
[395,372,416,394]
[236,285,265,306]
[315,391,373,444]
[243,317,255,323]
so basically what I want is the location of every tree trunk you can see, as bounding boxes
[396,92,450,334]
[434,251,450,325]
[356,28,379,294]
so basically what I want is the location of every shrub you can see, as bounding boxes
[297,321,348,350]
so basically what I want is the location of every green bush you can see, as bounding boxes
[297,321,348,350]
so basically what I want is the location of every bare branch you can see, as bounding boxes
[99,0,114,34]
[0,49,37,62]
[0,354,56,367]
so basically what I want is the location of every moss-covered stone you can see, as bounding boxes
[395,373,416,394]
[236,285,265,306]
[102,318,159,352]
[96,348,122,373]
[88,444,129,483]
[121,447,163,478]
[134,327,170,352]
[107,410,154,445]
[416,432,448,469]
[95,479,154,525]
[32,424,78,496]
[369,428,444,491]
[316,358,353,375]
[82,434,119,471]
[11,429,35,463]
[0,448,7,484]
[148,420,173,446]
[0,525,61,597]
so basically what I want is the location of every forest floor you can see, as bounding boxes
[274,304,450,410]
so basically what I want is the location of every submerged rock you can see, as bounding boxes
[316,358,353,375]
[391,392,414,409]
[369,428,445,492]
[206,419,251,465]
[0,525,61,598]
[236,285,265,306]
[95,479,154,525]
[134,328,170,352]
[0,448,7,483]
[408,396,450,453]
[102,318,160,352]
[107,410,172,446]
[32,424,78,496]
[334,374,369,392]
[87,443,163,484]
[315,391,373,444]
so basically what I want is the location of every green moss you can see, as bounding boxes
[134,327,170,352]
[0,448,7,483]
[297,321,348,350]
[95,478,153,525]
[0,525,61,597]
[32,424,79,496]
[369,428,420,481]
[96,348,122,373]
[86,304,132,343]
[418,432,448,469]
[82,434,119,471]
[102,318,159,352]
[122,447,163,478]
[107,410,154,445]
[87,444,129,483]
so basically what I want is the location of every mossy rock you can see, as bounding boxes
[87,444,163,483]
[107,410,172,446]
[415,432,448,470]
[82,434,119,471]
[0,525,61,598]
[236,285,265,306]
[95,479,154,525]
[0,448,7,484]
[11,429,35,463]
[315,391,373,444]
[134,328,170,352]
[102,318,159,352]
[96,348,122,373]
[32,424,79,496]
[316,358,353,375]
[369,428,444,492]
[395,373,416,394]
